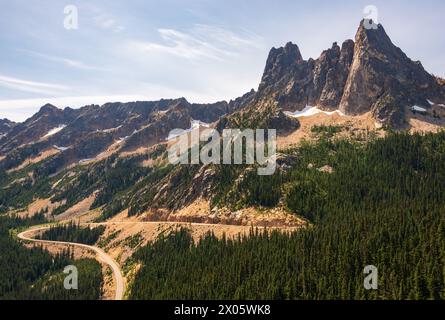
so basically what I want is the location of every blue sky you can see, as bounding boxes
[1,0,444,121]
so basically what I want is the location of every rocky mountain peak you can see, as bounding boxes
[331,42,340,50]
[250,20,445,127]
[340,39,354,57]
[356,20,389,43]
[38,103,60,114]
[260,42,304,89]
[339,20,443,125]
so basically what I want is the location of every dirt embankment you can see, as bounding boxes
[94,217,303,268]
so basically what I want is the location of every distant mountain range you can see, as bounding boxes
[1,20,444,223]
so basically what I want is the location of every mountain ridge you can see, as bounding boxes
[2,20,445,175]
[1,20,445,225]
[3,20,444,132]
[251,19,445,127]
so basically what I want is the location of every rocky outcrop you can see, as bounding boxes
[0,104,80,153]
[228,89,256,113]
[0,118,15,136]
[260,42,304,90]
[258,42,314,111]
[318,40,354,110]
[248,20,445,128]
[339,20,443,126]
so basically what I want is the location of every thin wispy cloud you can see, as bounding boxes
[1,1,443,122]
[129,25,263,61]
[93,14,125,32]
[22,50,101,71]
[0,74,70,95]
[193,24,263,49]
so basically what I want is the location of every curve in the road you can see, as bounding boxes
[17,227,125,300]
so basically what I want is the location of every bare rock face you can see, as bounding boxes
[310,43,341,106]
[228,89,256,113]
[258,42,314,111]
[339,20,443,126]
[0,119,15,136]
[339,21,397,115]
[249,20,445,128]
[260,42,304,89]
[255,39,355,113]
[0,98,233,172]
[0,104,80,153]
[254,38,355,114]
[318,40,354,110]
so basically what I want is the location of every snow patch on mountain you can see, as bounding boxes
[411,106,427,112]
[167,119,212,141]
[79,158,95,164]
[284,106,345,118]
[97,125,123,133]
[53,145,69,151]
[116,136,129,143]
[43,125,66,138]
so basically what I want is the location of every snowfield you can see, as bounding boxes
[167,119,212,141]
[116,136,129,143]
[98,125,123,133]
[53,145,69,151]
[411,106,427,112]
[79,158,95,164]
[284,105,345,118]
[43,125,66,138]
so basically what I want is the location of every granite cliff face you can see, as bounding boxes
[317,40,354,110]
[339,21,444,126]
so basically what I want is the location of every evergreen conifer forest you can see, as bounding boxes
[128,132,445,300]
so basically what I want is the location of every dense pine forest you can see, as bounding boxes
[37,221,105,245]
[129,131,445,300]
[0,216,103,299]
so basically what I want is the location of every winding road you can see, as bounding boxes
[16,220,294,300]
[17,227,125,300]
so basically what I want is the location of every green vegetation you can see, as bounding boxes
[0,172,52,213]
[0,144,42,171]
[122,233,143,249]
[30,258,103,300]
[0,216,103,299]
[126,164,178,216]
[5,211,47,228]
[310,124,344,138]
[129,131,445,300]
[149,143,167,160]
[50,154,150,219]
[37,221,105,245]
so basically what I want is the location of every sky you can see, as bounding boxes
[1,0,444,122]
